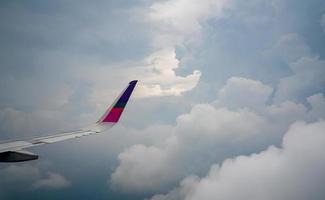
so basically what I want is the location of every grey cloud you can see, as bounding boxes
[215,77,273,111]
[0,163,70,191]
[307,93,325,120]
[274,56,325,103]
[263,33,312,63]
[321,14,325,33]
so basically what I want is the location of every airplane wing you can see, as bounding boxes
[0,80,138,162]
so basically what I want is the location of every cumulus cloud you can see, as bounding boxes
[89,0,228,100]
[32,172,71,190]
[109,76,325,193]
[116,0,228,98]
[111,141,180,192]
[121,0,229,98]
[131,49,202,97]
[150,120,325,200]
[110,102,272,192]
[110,105,267,192]
[150,176,200,200]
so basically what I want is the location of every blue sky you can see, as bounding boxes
[0,0,325,200]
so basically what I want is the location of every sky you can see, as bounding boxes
[0,0,325,199]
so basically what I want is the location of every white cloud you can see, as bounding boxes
[150,120,325,200]
[76,46,202,104]
[111,140,180,193]
[150,176,200,200]
[32,172,71,190]
[133,49,202,97]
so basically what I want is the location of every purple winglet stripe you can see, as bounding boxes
[117,80,137,104]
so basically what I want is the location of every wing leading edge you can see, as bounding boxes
[0,80,138,162]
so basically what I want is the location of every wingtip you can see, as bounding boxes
[130,80,138,84]
[99,80,138,123]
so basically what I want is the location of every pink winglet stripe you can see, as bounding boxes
[102,107,124,123]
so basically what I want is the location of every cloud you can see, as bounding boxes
[264,33,311,63]
[263,33,325,103]
[120,0,229,98]
[150,176,200,200]
[0,0,212,141]
[148,0,226,36]
[0,164,40,184]
[109,75,325,193]
[111,141,179,193]
[274,56,325,102]
[1,1,325,199]
[0,164,70,191]
[321,14,325,33]
[150,120,325,200]
[130,49,202,98]
[215,77,273,110]
[307,93,325,120]
[87,0,227,100]
[0,107,72,139]
[32,172,71,190]
[109,101,273,192]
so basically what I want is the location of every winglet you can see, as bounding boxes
[98,80,137,123]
